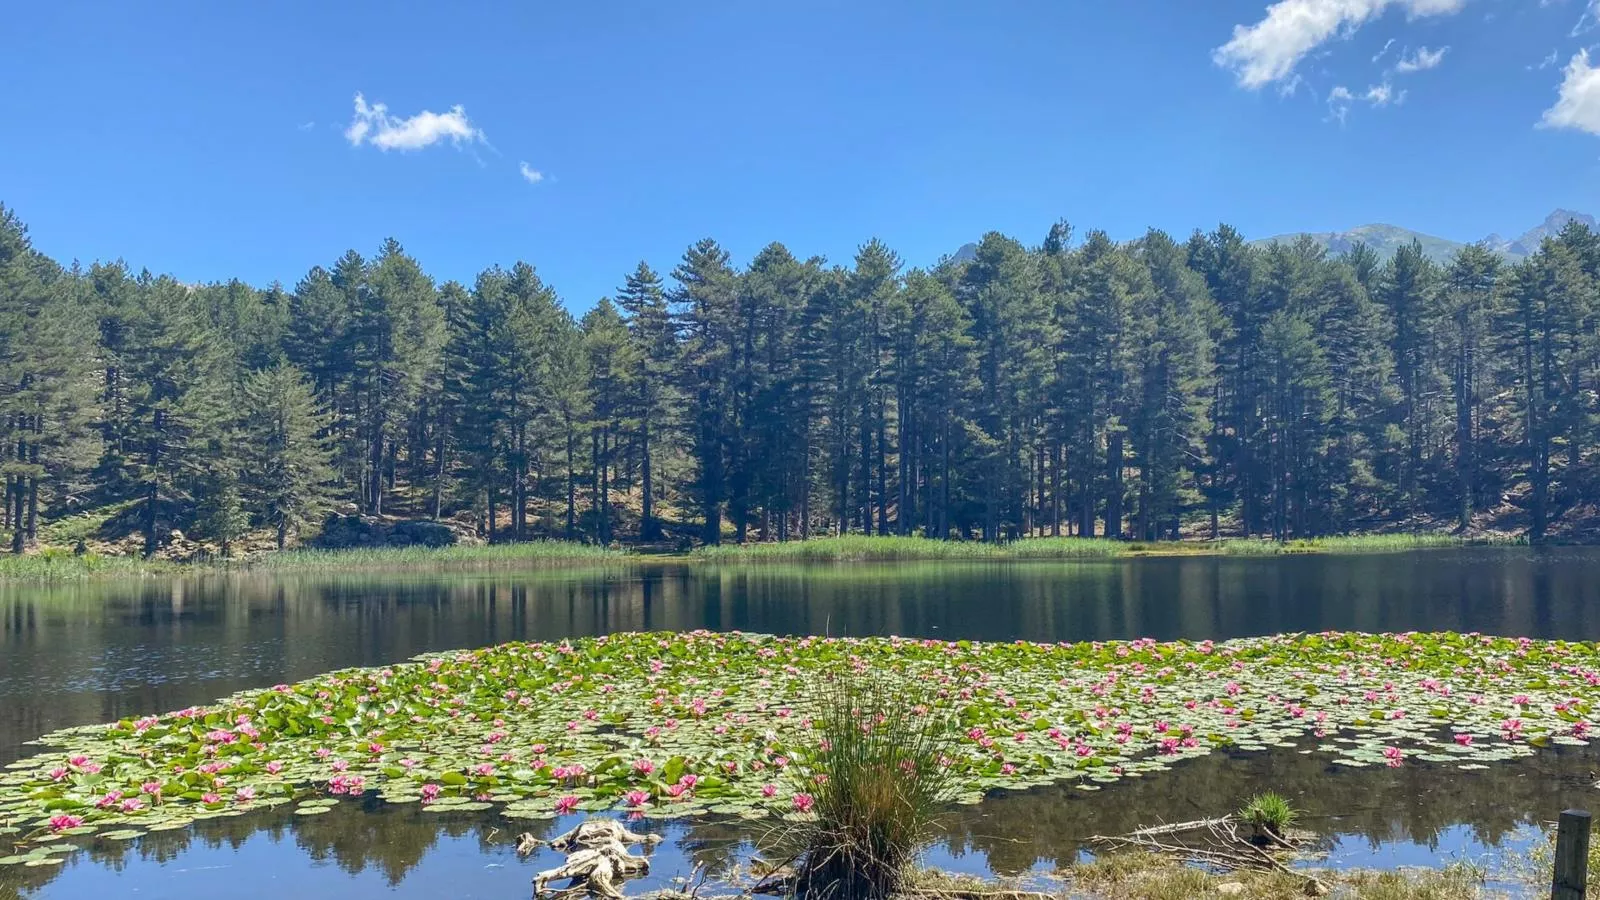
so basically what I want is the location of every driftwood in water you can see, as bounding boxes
[1089,816,1328,896]
[520,819,663,899]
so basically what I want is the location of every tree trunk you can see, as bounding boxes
[639,419,658,541]
[565,418,577,540]
[515,424,528,541]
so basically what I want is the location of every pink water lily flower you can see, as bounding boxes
[554,795,580,815]
[624,790,651,808]
[632,758,656,775]
[201,793,222,804]
[761,784,777,798]
[120,798,145,813]
[48,814,83,832]
[792,793,815,813]
[420,784,441,804]
[266,761,284,775]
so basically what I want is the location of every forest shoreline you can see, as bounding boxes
[0,532,1528,581]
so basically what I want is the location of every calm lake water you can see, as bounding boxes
[4,547,1600,897]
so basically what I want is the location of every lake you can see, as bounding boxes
[4,547,1599,897]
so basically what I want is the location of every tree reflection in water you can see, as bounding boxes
[5,740,1593,895]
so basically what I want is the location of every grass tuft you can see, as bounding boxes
[1237,791,1297,838]
[789,670,963,900]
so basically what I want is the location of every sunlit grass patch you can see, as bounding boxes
[1054,853,1493,899]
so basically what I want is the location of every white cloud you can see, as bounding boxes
[344,92,486,152]
[1327,80,1400,122]
[1214,0,1467,89]
[1532,49,1561,71]
[519,162,545,184]
[1541,50,1600,135]
[1394,45,1448,73]
[1372,37,1396,63]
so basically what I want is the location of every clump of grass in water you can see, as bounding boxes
[789,670,962,900]
[1238,791,1298,841]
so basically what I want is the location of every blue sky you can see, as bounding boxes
[3,0,1598,308]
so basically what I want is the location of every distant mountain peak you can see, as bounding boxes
[1254,208,1593,264]
[1486,209,1597,258]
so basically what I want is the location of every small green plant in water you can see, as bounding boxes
[1238,791,1298,839]
[790,671,963,900]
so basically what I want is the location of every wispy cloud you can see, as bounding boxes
[1394,45,1448,73]
[1532,48,1561,71]
[1576,0,1599,36]
[1214,0,1467,89]
[1327,81,1402,122]
[344,92,486,151]
[519,162,545,185]
[1541,50,1600,135]
[1372,37,1397,63]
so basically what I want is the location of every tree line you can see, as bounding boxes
[2,202,1598,554]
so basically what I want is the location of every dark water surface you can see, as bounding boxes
[4,548,1599,897]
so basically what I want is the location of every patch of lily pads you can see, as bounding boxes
[2,630,1596,859]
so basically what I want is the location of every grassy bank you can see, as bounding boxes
[0,531,1519,580]
[0,540,629,581]
[688,532,1501,563]
[918,855,1499,899]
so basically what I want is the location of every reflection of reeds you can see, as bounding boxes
[790,671,962,900]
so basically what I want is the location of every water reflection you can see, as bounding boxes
[6,549,1600,895]
[8,550,1600,765]
[5,737,1593,896]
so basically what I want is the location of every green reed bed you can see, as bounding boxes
[0,549,183,581]
[1214,533,1497,555]
[689,532,1500,563]
[691,535,1136,562]
[241,540,628,573]
[0,540,627,582]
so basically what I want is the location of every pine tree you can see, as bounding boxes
[615,263,678,541]
[673,239,739,544]
[1441,245,1503,528]
[241,363,339,550]
[581,299,634,544]
[120,275,220,556]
